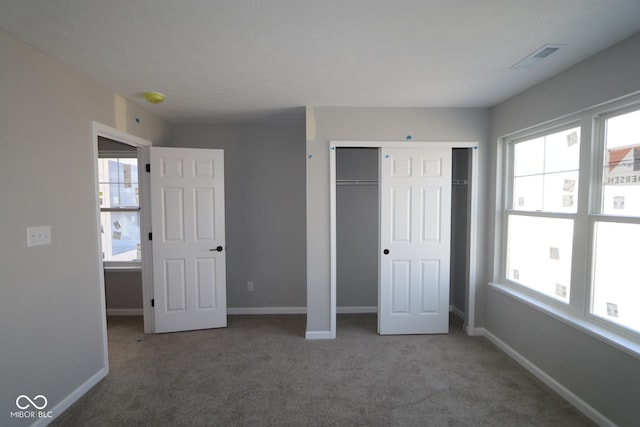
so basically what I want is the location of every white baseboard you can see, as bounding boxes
[227,307,307,315]
[108,307,380,316]
[228,307,379,315]
[305,330,332,340]
[106,308,143,316]
[464,326,485,336]
[35,367,108,427]
[483,329,615,427]
[337,306,377,314]
[108,307,307,316]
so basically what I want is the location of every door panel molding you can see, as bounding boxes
[145,147,227,333]
[379,146,451,334]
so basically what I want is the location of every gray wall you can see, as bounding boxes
[306,107,491,333]
[170,124,307,309]
[98,136,137,153]
[104,271,143,309]
[488,32,640,426]
[0,30,170,426]
[336,148,378,308]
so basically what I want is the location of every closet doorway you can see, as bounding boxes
[335,148,379,314]
[330,141,478,337]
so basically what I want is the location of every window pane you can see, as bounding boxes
[511,126,580,212]
[592,222,640,333]
[99,183,139,208]
[97,158,109,182]
[506,215,573,302]
[605,110,640,149]
[98,158,139,208]
[543,128,580,173]
[513,175,543,210]
[602,110,640,216]
[542,171,579,212]
[117,183,139,207]
[514,137,544,177]
[602,185,640,216]
[101,211,141,262]
[118,158,139,184]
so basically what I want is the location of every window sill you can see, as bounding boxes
[103,264,141,272]
[488,282,640,360]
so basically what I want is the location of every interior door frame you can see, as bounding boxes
[91,122,153,354]
[329,140,480,339]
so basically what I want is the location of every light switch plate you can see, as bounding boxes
[27,226,51,247]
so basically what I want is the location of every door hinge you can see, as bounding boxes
[146,163,151,172]
[151,299,154,307]
[148,232,152,241]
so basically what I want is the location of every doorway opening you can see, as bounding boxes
[330,141,478,338]
[92,122,151,367]
[98,137,144,319]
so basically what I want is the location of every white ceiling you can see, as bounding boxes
[2,1,640,124]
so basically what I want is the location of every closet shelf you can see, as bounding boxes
[336,179,378,186]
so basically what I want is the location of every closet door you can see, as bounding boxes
[378,147,452,335]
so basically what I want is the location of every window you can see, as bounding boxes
[501,100,640,341]
[98,156,140,264]
[505,126,581,303]
[591,108,640,333]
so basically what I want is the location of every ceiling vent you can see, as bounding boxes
[510,44,565,70]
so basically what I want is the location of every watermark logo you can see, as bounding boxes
[10,395,52,419]
[16,395,47,410]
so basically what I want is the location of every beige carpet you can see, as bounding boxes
[52,314,594,426]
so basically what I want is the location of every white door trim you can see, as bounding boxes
[90,121,152,364]
[329,140,479,339]
[93,122,152,149]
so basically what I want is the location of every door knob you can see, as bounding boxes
[383,249,390,255]
[210,246,223,252]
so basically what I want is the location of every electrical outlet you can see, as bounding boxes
[247,281,255,292]
[27,226,52,247]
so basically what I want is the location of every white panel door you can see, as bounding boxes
[379,147,451,335]
[150,147,226,333]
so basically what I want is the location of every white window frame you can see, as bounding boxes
[501,121,583,308]
[98,152,141,270]
[494,93,640,358]
[587,104,640,337]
